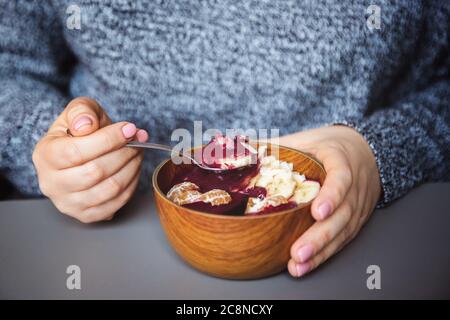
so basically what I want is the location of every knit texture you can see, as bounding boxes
[0,0,449,206]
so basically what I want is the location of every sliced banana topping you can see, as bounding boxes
[252,154,305,199]
[245,153,319,214]
[290,180,321,204]
[245,197,266,214]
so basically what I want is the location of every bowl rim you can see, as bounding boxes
[152,143,325,220]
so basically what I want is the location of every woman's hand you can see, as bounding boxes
[278,126,381,277]
[32,97,149,223]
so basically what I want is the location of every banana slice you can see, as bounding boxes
[245,195,289,214]
[290,180,320,204]
[267,179,296,199]
[245,197,266,214]
[293,172,306,186]
[251,151,315,201]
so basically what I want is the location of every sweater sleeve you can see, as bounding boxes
[0,1,74,197]
[338,79,450,207]
[337,2,450,208]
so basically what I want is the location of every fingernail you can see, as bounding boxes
[295,263,311,277]
[73,115,93,131]
[122,123,137,138]
[136,129,149,142]
[297,244,314,263]
[318,202,332,219]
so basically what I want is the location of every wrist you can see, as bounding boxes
[333,125,382,205]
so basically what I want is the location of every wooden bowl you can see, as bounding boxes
[152,144,326,279]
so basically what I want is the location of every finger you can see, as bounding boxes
[277,134,313,153]
[68,153,142,209]
[66,97,103,136]
[54,146,142,192]
[288,211,361,278]
[77,171,140,223]
[48,97,110,137]
[289,195,365,277]
[54,153,142,217]
[311,152,352,220]
[290,202,352,264]
[62,169,141,223]
[288,233,343,278]
[135,129,149,143]
[44,121,138,169]
[277,127,331,154]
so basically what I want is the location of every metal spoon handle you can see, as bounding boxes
[125,141,225,172]
[126,141,197,165]
[126,141,173,153]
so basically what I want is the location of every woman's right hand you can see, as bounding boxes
[32,97,149,223]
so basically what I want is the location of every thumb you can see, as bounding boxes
[65,97,110,137]
[277,131,313,153]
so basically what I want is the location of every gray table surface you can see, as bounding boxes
[1,183,449,299]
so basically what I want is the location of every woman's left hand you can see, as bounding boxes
[278,125,381,277]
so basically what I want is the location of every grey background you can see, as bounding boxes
[1,183,449,299]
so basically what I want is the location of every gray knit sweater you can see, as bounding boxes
[0,0,449,206]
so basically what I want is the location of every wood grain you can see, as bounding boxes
[152,143,326,279]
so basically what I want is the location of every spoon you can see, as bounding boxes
[126,141,242,173]
[67,127,255,173]
[67,127,241,173]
